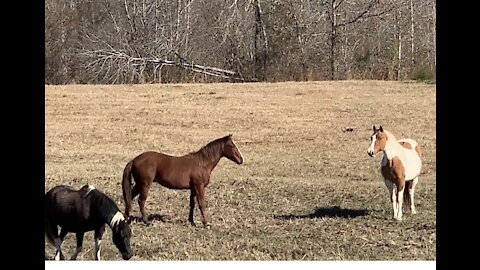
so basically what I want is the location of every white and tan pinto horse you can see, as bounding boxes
[367,126,422,221]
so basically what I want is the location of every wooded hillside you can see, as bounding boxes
[45,0,436,84]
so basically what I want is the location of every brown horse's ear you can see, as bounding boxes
[228,133,233,137]
[379,126,383,132]
[373,125,376,132]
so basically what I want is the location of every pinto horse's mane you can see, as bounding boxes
[383,129,398,144]
[188,135,230,167]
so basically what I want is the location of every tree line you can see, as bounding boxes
[45,0,436,84]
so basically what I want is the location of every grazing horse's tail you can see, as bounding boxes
[44,201,55,246]
[45,229,54,246]
[122,160,134,220]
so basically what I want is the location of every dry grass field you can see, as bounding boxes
[45,80,436,261]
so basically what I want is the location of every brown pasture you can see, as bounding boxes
[45,81,436,260]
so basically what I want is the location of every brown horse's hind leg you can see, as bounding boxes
[138,186,151,225]
[188,190,196,226]
[194,184,209,228]
[124,185,141,221]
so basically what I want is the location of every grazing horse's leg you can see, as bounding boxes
[94,225,106,261]
[188,190,197,226]
[409,177,419,214]
[70,232,84,260]
[384,179,397,220]
[195,184,209,228]
[138,184,151,225]
[45,220,64,261]
[53,228,68,261]
[53,237,64,261]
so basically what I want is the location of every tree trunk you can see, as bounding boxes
[432,0,436,70]
[397,8,402,80]
[329,0,336,80]
[410,0,415,69]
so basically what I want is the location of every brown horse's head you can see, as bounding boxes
[222,134,244,164]
[367,125,387,157]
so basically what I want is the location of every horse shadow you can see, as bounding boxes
[129,213,167,224]
[275,206,369,220]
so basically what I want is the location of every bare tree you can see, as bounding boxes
[45,0,436,84]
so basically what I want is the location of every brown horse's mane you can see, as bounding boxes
[187,135,229,166]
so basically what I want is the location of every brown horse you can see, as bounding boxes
[122,134,244,227]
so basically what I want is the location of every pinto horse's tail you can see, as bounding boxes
[404,180,413,208]
[122,160,134,221]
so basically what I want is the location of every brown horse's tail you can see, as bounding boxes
[122,160,134,220]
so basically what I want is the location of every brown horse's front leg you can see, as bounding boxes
[195,185,209,228]
[188,190,196,226]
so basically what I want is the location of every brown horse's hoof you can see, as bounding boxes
[142,218,151,226]
[144,221,152,226]
[203,224,211,229]
[125,216,133,224]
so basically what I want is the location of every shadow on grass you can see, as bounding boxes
[275,206,369,220]
[129,213,167,224]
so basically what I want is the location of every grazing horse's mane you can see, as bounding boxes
[188,135,229,167]
[87,189,124,226]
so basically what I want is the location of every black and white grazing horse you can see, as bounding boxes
[45,184,133,260]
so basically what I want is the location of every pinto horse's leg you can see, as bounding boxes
[138,185,151,225]
[395,187,405,221]
[409,177,419,214]
[94,225,106,260]
[195,184,209,228]
[384,179,397,220]
[188,190,197,226]
[396,184,405,221]
[70,232,84,260]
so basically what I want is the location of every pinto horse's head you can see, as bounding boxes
[112,220,133,260]
[367,125,387,157]
[222,134,244,164]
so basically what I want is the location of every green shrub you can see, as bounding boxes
[412,66,435,81]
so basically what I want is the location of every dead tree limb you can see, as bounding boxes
[80,49,245,83]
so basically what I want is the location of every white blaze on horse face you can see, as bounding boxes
[110,211,125,227]
[368,134,377,156]
[232,140,244,163]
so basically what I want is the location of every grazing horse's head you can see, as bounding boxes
[112,221,133,260]
[222,134,244,164]
[367,125,388,157]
